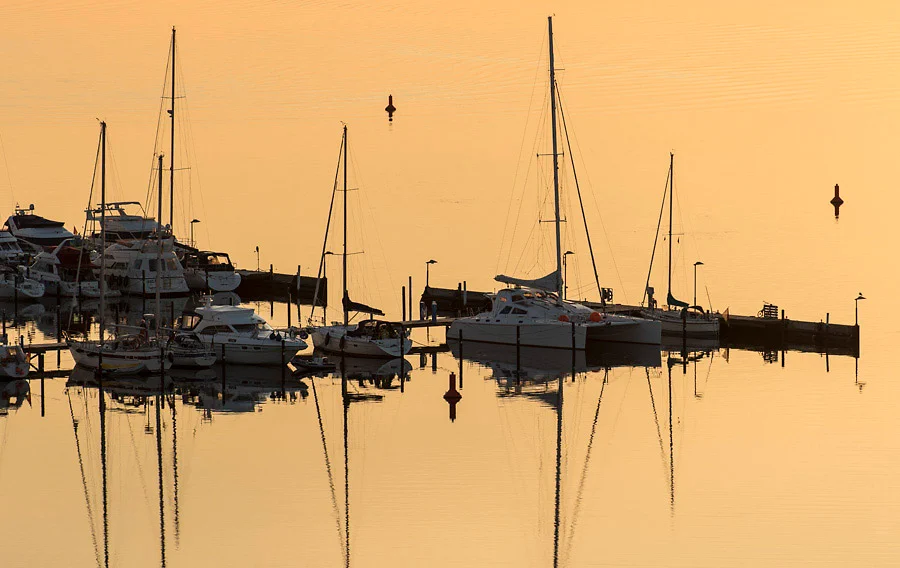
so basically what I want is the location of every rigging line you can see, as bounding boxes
[68,390,103,568]
[505,88,550,275]
[563,371,608,557]
[144,49,172,212]
[641,167,671,307]
[309,135,344,324]
[73,135,103,330]
[311,379,344,563]
[705,285,714,314]
[645,368,667,466]
[170,392,180,547]
[0,129,17,208]
[556,85,601,300]
[497,32,548,276]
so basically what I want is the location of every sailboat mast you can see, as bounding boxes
[667,152,674,303]
[156,154,164,322]
[342,125,348,327]
[100,122,107,347]
[548,16,563,298]
[169,27,176,232]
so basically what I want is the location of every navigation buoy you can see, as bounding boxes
[444,372,462,422]
[385,94,396,122]
[830,183,844,218]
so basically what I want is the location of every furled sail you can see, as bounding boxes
[495,270,561,292]
[343,294,384,316]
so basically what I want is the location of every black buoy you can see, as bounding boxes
[385,94,396,122]
[830,183,844,218]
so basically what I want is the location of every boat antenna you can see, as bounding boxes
[548,16,563,299]
[169,27,176,233]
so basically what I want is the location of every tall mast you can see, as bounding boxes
[156,154,164,322]
[100,122,107,346]
[548,16,563,298]
[169,27,176,233]
[342,125,348,327]
[667,152,674,302]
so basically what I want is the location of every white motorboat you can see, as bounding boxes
[102,238,190,297]
[0,266,45,299]
[181,251,241,292]
[447,19,659,351]
[4,204,75,248]
[306,126,412,359]
[639,154,720,339]
[0,341,29,379]
[0,231,27,263]
[86,201,161,242]
[19,239,113,298]
[177,297,307,365]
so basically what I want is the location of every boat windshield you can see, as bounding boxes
[178,314,202,331]
[231,322,273,334]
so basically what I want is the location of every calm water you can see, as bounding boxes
[2,1,900,566]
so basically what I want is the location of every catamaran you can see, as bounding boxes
[638,154,719,338]
[307,125,411,359]
[448,17,660,351]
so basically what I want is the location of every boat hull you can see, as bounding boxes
[639,309,720,338]
[68,341,171,374]
[185,270,241,292]
[311,326,411,358]
[448,315,661,349]
[204,338,303,366]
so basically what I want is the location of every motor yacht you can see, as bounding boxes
[102,238,189,297]
[4,204,75,248]
[86,201,161,242]
[181,250,241,292]
[0,266,44,299]
[0,231,27,263]
[177,298,307,365]
[19,239,113,298]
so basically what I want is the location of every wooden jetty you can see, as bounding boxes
[418,286,859,355]
[236,265,326,304]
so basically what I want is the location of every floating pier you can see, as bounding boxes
[235,266,327,304]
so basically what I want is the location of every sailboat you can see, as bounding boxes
[448,17,660,351]
[639,153,719,338]
[68,122,172,375]
[308,125,411,358]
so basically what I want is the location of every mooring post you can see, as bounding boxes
[463,281,467,313]
[287,293,292,328]
[431,300,437,322]
[39,352,45,417]
[458,328,464,389]
[431,351,437,374]
[401,286,407,322]
[281,339,286,396]
[398,324,406,394]
[221,343,227,397]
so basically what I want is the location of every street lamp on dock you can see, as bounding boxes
[693,261,704,308]
[190,218,200,248]
[255,246,260,272]
[855,293,865,326]
[425,259,437,288]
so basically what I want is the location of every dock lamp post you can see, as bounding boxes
[563,251,574,300]
[190,218,200,248]
[693,261,704,308]
[425,259,437,288]
[855,293,865,326]
[255,246,260,272]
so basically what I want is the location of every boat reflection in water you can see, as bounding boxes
[0,379,30,415]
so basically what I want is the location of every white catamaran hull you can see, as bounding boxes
[448,316,661,350]
[311,326,411,358]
